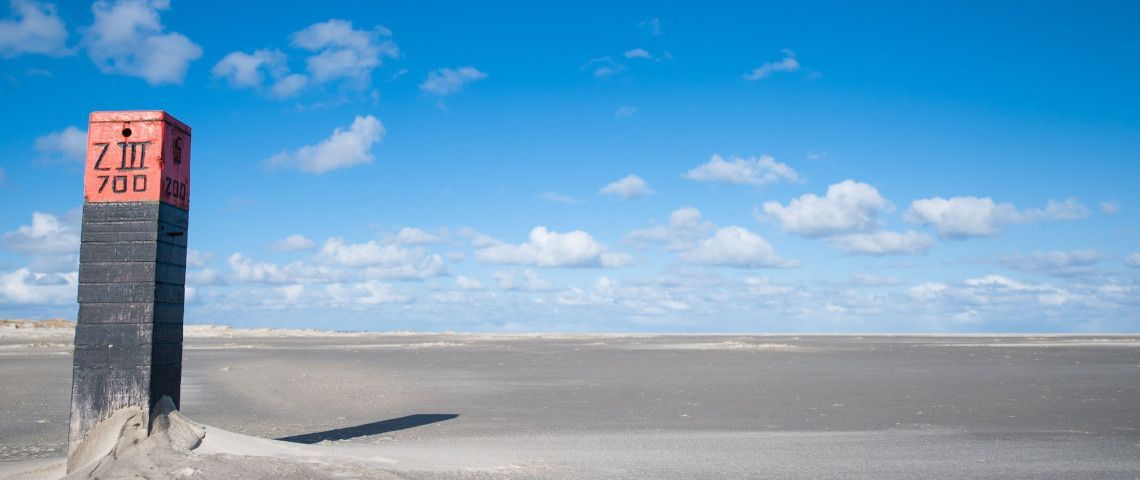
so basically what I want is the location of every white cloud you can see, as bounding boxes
[291,19,398,85]
[554,286,592,306]
[3,211,78,255]
[679,226,794,268]
[805,150,830,161]
[2,211,79,272]
[905,196,1019,238]
[613,106,638,118]
[908,282,949,300]
[228,233,449,289]
[186,267,221,286]
[600,253,635,268]
[581,56,624,77]
[275,284,304,303]
[1099,201,1120,214]
[629,206,798,269]
[211,49,307,98]
[905,196,1090,238]
[743,49,800,80]
[624,48,652,60]
[908,274,1087,310]
[538,192,583,204]
[474,226,631,268]
[1029,198,1091,221]
[0,268,76,305]
[270,73,308,98]
[393,227,444,245]
[227,253,315,284]
[493,269,552,291]
[637,18,661,36]
[685,154,801,186]
[214,20,396,98]
[82,0,202,85]
[999,250,1102,277]
[212,49,284,88]
[757,179,923,257]
[850,273,902,287]
[745,276,798,296]
[0,0,70,58]
[268,234,316,252]
[458,227,497,249]
[761,180,890,236]
[627,207,797,268]
[33,126,87,164]
[625,207,714,251]
[584,45,663,78]
[964,275,1037,291]
[318,238,446,279]
[419,66,486,96]
[1126,253,1140,268]
[560,275,706,316]
[127,242,1140,330]
[327,280,409,306]
[455,276,484,290]
[599,174,652,199]
[97,240,1139,331]
[432,289,468,304]
[829,230,935,256]
[186,249,213,268]
[267,115,385,173]
[318,239,414,267]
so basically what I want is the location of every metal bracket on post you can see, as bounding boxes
[67,111,192,471]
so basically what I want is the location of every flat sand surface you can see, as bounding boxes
[1,325,1138,478]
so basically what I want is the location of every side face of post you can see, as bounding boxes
[68,111,191,468]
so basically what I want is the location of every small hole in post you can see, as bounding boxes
[121,128,132,137]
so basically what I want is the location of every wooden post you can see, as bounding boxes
[68,111,191,470]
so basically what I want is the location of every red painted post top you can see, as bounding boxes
[83,111,191,210]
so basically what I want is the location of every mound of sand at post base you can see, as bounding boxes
[4,399,408,480]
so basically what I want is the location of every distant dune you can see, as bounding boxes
[0,319,74,330]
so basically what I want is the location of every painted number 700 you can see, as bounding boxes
[97,174,146,193]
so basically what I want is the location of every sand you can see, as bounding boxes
[1,322,1138,479]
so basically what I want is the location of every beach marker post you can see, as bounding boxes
[68,111,191,468]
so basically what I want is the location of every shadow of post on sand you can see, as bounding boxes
[277,414,459,444]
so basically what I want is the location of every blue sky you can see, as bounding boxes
[1,0,1138,332]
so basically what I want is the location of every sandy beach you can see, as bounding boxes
[1,321,1138,479]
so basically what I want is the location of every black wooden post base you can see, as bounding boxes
[68,202,188,463]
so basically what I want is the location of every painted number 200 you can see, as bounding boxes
[164,178,187,200]
[97,174,146,193]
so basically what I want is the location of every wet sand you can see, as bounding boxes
[1,326,1138,478]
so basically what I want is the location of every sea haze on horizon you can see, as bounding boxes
[0,1,1137,332]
